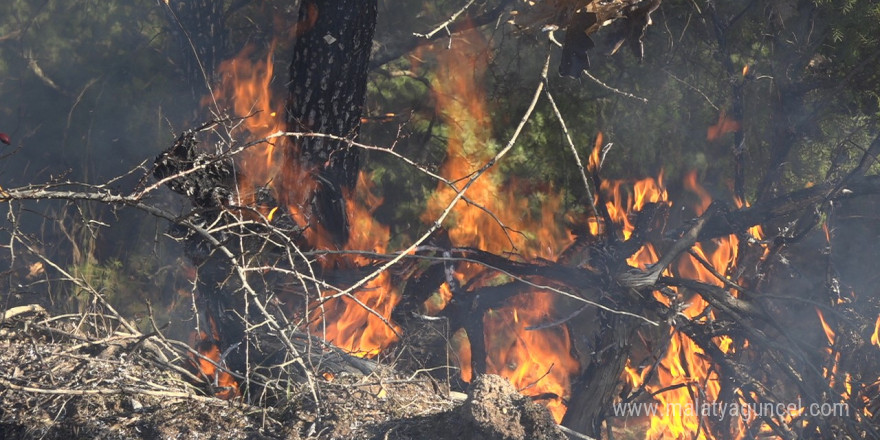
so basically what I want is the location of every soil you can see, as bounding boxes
[0,305,567,440]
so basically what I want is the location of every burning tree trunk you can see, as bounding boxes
[284,0,378,246]
[150,0,385,400]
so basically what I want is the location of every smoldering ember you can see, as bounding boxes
[1,1,880,439]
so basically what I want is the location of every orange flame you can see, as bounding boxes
[600,175,667,242]
[872,315,880,347]
[195,342,239,399]
[310,173,401,357]
[610,175,758,439]
[815,309,850,398]
[684,171,711,216]
[706,110,741,141]
[817,309,836,346]
[204,21,778,438]
[588,132,603,175]
[209,42,315,227]
[420,28,578,422]
[190,329,239,399]
[208,42,400,359]
[483,292,581,419]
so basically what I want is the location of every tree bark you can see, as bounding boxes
[285,0,378,245]
[562,314,641,436]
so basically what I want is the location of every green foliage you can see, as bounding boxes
[0,1,215,316]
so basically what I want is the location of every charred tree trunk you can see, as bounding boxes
[285,0,378,245]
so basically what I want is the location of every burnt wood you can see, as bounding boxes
[153,126,235,210]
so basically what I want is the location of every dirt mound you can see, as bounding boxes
[461,374,566,440]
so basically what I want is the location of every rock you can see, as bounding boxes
[460,374,566,440]
[127,397,143,412]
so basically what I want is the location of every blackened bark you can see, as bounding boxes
[559,9,597,76]
[287,0,378,245]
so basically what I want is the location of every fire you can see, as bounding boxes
[203,22,757,432]
[190,326,239,400]
[815,309,857,403]
[817,309,836,346]
[601,174,667,241]
[586,140,750,437]
[684,171,711,215]
[421,37,568,259]
[310,265,400,357]
[706,110,741,142]
[200,17,782,438]
[208,42,309,223]
[204,23,578,409]
[309,173,402,357]
[483,292,581,419]
[206,41,401,361]
[588,132,603,175]
[586,132,668,241]
[421,28,578,422]
[872,315,880,347]
[604,171,765,439]
[625,358,650,389]
[733,196,765,242]
[192,336,239,399]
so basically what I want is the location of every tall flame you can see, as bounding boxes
[202,23,782,438]
[817,309,836,346]
[421,29,578,422]
[208,42,283,191]
[310,173,401,357]
[207,42,400,358]
[208,42,318,230]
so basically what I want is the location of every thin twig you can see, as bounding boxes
[0,376,238,404]
[582,70,648,103]
[414,0,477,40]
[543,81,600,219]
